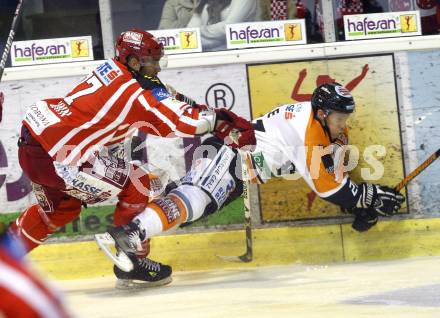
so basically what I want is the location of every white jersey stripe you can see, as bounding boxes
[75,131,117,166]
[176,114,198,128]
[62,87,144,165]
[108,127,137,143]
[150,107,176,133]
[0,262,66,318]
[48,79,137,157]
[161,98,187,114]
[138,95,177,133]
[138,95,183,133]
[138,94,152,110]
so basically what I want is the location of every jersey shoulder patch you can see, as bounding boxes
[151,87,171,101]
[94,59,123,86]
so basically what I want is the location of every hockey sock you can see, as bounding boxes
[134,184,210,237]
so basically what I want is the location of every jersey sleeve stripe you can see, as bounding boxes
[177,113,200,127]
[161,98,188,114]
[48,79,138,157]
[0,262,68,318]
[148,107,177,133]
[315,175,348,198]
[175,121,197,136]
[137,94,152,110]
[155,99,199,133]
[62,86,143,165]
[154,101,181,123]
[107,127,137,144]
[75,131,117,166]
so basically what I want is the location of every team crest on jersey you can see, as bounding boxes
[151,87,171,101]
[95,60,123,86]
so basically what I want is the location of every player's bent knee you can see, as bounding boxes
[169,184,211,223]
[182,143,242,216]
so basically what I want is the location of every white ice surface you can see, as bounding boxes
[60,256,440,318]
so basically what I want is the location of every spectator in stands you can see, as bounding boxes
[362,0,383,13]
[336,0,384,40]
[414,0,440,35]
[259,0,299,21]
[186,0,257,51]
[158,0,197,29]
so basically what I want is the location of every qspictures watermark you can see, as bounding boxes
[10,36,93,66]
[344,10,421,41]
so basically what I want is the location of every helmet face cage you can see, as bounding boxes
[139,55,168,69]
[116,29,164,66]
[311,83,355,115]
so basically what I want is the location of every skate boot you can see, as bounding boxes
[114,257,172,290]
[107,219,147,270]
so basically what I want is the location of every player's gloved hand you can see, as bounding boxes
[356,183,405,216]
[213,108,256,150]
[350,208,378,232]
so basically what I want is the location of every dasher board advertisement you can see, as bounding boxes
[226,19,307,49]
[344,10,421,40]
[10,36,93,66]
[149,28,202,54]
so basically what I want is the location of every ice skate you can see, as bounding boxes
[114,257,172,290]
[96,219,147,272]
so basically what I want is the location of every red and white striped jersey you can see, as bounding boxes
[23,58,203,166]
[0,236,72,318]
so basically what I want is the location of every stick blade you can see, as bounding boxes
[217,251,253,263]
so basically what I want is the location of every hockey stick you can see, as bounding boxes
[395,148,440,192]
[0,0,24,80]
[217,150,253,262]
[0,0,24,123]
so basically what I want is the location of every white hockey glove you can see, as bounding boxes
[356,183,405,216]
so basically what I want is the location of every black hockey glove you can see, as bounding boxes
[355,183,405,216]
[350,208,378,232]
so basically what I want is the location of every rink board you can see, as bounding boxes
[30,218,440,280]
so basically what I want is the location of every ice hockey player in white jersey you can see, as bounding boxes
[97,82,404,271]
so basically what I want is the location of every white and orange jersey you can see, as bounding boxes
[251,102,357,208]
[23,58,203,166]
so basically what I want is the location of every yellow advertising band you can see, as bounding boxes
[30,218,440,280]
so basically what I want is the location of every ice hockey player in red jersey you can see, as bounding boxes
[0,222,73,318]
[8,28,255,289]
[98,83,404,271]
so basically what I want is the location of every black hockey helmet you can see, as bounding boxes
[311,83,355,114]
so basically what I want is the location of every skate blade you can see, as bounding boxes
[115,277,173,290]
[95,232,134,272]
